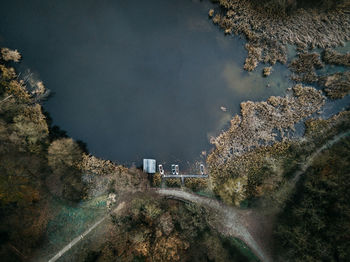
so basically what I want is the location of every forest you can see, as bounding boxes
[274,135,350,261]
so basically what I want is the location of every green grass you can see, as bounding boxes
[46,196,108,247]
[229,237,260,262]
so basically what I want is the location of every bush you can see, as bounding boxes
[165,178,181,188]
[47,138,84,201]
[152,172,162,187]
[184,177,208,192]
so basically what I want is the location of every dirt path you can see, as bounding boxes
[47,202,125,262]
[156,189,272,262]
[48,217,106,262]
[293,131,350,184]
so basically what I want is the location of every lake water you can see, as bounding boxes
[0,0,292,168]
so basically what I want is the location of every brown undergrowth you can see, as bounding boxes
[290,50,350,98]
[209,0,350,71]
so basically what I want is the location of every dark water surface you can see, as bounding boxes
[0,0,291,167]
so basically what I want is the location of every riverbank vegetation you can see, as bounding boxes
[208,104,350,207]
[0,51,52,260]
[209,0,350,72]
[207,84,326,206]
[289,50,350,99]
[323,48,350,66]
[252,0,349,12]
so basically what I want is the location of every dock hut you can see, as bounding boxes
[143,159,156,174]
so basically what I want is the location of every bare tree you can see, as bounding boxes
[22,69,50,101]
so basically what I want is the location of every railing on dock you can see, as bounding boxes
[159,164,208,185]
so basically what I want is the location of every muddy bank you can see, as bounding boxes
[209,0,350,71]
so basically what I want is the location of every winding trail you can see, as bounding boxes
[47,202,125,262]
[157,189,271,262]
[292,131,350,184]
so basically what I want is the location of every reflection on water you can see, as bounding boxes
[0,0,292,167]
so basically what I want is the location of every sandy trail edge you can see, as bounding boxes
[156,189,271,262]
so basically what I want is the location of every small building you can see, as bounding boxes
[143,159,156,174]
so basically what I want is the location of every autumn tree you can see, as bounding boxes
[47,138,84,201]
